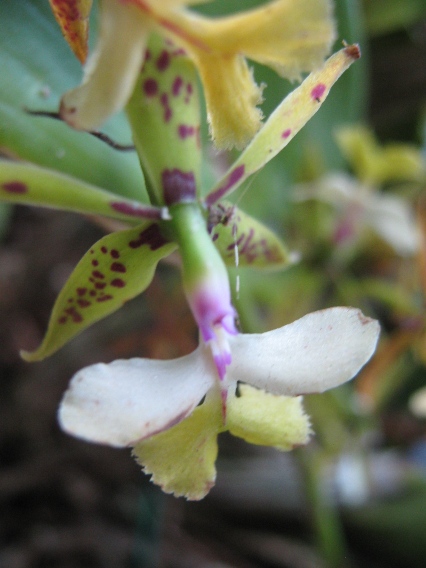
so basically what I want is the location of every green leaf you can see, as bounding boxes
[208,201,292,269]
[0,160,166,221]
[204,45,361,206]
[22,223,176,361]
[363,0,426,36]
[0,0,145,200]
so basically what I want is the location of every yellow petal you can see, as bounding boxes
[130,0,335,148]
[227,384,311,451]
[49,0,93,63]
[132,396,222,500]
[194,53,264,150]
[188,0,335,80]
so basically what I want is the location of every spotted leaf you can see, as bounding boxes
[49,0,93,63]
[22,223,176,361]
[204,45,361,207]
[208,201,292,270]
[0,161,167,221]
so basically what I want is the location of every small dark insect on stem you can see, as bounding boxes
[24,109,136,152]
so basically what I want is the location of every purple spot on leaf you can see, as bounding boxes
[162,169,196,205]
[110,201,163,220]
[92,270,105,279]
[2,181,28,194]
[111,278,126,288]
[281,128,292,139]
[129,224,169,251]
[205,165,245,206]
[96,295,113,303]
[177,124,195,139]
[172,76,183,96]
[156,50,170,72]
[111,262,126,273]
[143,78,158,97]
[311,83,326,101]
[160,93,172,122]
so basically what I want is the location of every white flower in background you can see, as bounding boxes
[295,171,421,256]
[294,125,425,256]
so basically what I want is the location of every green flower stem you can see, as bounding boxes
[167,202,227,288]
[299,449,349,568]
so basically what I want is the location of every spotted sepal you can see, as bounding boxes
[126,34,202,206]
[204,45,361,207]
[208,201,291,270]
[49,0,93,63]
[0,161,167,221]
[22,223,176,361]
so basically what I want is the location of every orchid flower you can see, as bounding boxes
[50,0,335,148]
[0,35,377,498]
[294,126,424,256]
[60,307,379,499]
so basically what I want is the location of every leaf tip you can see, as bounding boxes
[343,42,361,61]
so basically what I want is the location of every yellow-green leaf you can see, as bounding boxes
[205,45,361,206]
[22,223,176,361]
[0,161,165,222]
[209,201,292,270]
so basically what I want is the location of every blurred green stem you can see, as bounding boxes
[299,449,348,568]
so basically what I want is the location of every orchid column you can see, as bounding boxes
[125,35,238,395]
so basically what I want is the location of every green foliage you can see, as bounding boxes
[0,0,145,199]
[23,224,176,360]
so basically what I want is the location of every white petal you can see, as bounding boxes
[365,193,420,256]
[409,386,426,418]
[293,172,366,207]
[229,307,380,395]
[59,346,216,447]
[60,0,148,130]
